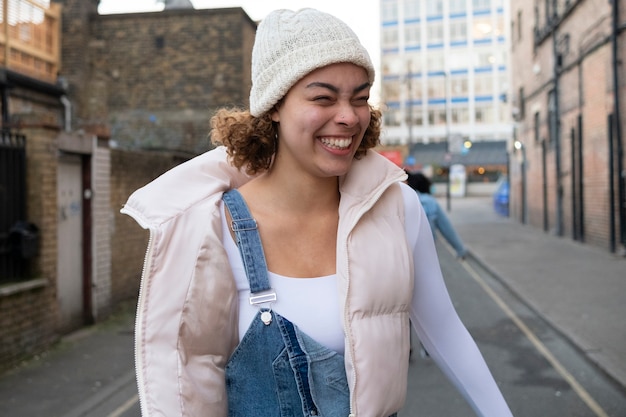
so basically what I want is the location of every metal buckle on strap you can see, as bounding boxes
[249,290,277,306]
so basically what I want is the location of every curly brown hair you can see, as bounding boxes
[210,106,382,175]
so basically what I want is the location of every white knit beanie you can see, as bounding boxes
[249,8,375,117]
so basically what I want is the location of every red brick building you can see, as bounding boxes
[509,0,625,254]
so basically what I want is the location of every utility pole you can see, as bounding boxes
[407,61,413,144]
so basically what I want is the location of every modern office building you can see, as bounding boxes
[379,0,512,153]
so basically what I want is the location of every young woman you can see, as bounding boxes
[122,8,513,417]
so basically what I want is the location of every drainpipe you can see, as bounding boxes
[60,95,71,132]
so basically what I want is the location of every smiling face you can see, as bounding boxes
[270,62,372,180]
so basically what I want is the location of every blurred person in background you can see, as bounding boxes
[406,171,468,259]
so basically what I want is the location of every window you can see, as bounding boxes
[426,0,443,16]
[450,0,467,14]
[408,75,423,99]
[406,52,422,73]
[518,86,525,119]
[382,0,398,21]
[384,107,402,127]
[517,10,523,41]
[475,104,495,123]
[405,23,421,46]
[475,74,493,95]
[534,111,541,142]
[428,76,446,98]
[427,21,444,44]
[548,89,557,144]
[404,0,420,20]
[426,51,445,72]
[472,16,493,40]
[382,78,401,102]
[382,26,399,48]
[382,56,405,75]
[448,49,469,70]
[472,0,491,12]
[474,45,496,67]
[451,76,469,95]
[451,106,470,123]
[450,19,467,43]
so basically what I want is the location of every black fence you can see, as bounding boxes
[1,130,35,282]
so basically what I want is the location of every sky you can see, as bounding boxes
[97,0,382,102]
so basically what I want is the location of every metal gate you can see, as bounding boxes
[0,129,32,282]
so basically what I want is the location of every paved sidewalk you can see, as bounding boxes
[445,196,626,391]
[0,301,136,417]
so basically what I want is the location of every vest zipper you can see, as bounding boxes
[120,205,153,417]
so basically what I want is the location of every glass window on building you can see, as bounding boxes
[498,102,510,122]
[472,16,494,40]
[494,15,505,37]
[382,26,399,48]
[436,107,447,125]
[413,107,424,125]
[426,0,444,16]
[451,76,469,96]
[382,0,399,22]
[427,109,435,125]
[449,19,468,43]
[408,76,423,100]
[383,55,406,76]
[473,45,496,68]
[405,23,421,46]
[428,76,445,98]
[450,0,467,14]
[384,107,402,126]
[472,0,491,12]
[427,21,444,44]
[475,104,495,123]
[451,106,470,123]
[404,0,420,20]
[382,78,401,102]
[426,50,445,72]
[448,49,469,70]
[474,73,493,95]
[406,52,422,74]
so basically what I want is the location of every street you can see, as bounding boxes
[1,206,626,416]
[400,238,626,416]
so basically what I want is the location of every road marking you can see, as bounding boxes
[107,394,138,417]
[457,255,610,417]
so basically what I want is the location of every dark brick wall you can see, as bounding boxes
[69,7,256,154]
[109,149,184,305]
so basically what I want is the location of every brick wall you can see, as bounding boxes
[0,124,62,373]
[78,8,256,154]
[509,0,626,252]
[109,149,185,305]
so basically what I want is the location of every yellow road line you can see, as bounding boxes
[457,255,609,417]
[107,394,139,417]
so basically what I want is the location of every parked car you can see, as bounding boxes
[493,177,509,217]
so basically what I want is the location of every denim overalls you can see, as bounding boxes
[223,190,351,417]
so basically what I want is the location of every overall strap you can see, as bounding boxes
[222,190,276,306]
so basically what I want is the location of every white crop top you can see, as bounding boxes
[220,203,345,353]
